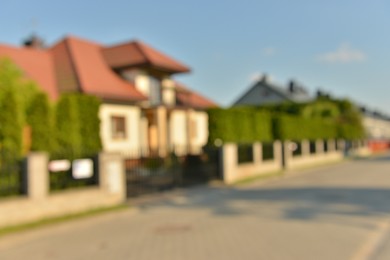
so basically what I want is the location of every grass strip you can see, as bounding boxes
[0,204,129,237]
[233,171,284,185]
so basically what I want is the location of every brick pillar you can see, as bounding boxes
[328,139,336,152]
[221,144,237,184]
[157,107,168,157]
[253,142,262,164]
[24,152,49,200]
[273,141,282,165]
[316,140,324,154]
[283,141,292,169]
[301,140,310,156]
[98,152,126,202]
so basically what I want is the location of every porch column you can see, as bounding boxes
[157,106,168,157]
[185,109,192,155]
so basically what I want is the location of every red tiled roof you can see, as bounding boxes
[0,36,206,105]
[102,40,190,74]
[50,36,146,102]
[175,82,218,109]
[0,44,58,100]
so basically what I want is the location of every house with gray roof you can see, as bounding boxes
[232,75,312,106]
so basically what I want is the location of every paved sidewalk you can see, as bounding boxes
[1,155,390,259]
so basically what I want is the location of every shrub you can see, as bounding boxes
[0,88,23,157]
[274,114,338,141]
[26,92,55,152]
[207,107,273,144]
[74,95,102,157]
[54,94,82,159]
[54,93,102,159]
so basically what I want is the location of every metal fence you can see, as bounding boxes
[0,150,23,198]
[292,141,302,157]
[237,144,254,164]
[324,140,329,153]
[309,141,316,154]
[262,142,274,161]
[125,146,221,197]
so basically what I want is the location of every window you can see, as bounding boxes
[111,116,126,139]
[149,76,162,105]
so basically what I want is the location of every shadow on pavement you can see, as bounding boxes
[137,185,390,223]
[133,152,390,225]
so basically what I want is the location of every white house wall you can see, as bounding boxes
[363,116,390,140]
[99,104,142,157]
[169,110,209,155]
[170,110,188,155]
[162,78,176,106]
[191,111,209,149]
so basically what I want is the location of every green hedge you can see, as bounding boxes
[27,92,55,152]
[273,114,338,141]
[209,98,365,143]
[75,94,102,157]
[55,94,82,159]
[0,59,103,158]
[208,107,273,144]
[0,88,23,157]
[54,93,102,159]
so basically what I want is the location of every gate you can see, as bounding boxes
[125,146,221,197]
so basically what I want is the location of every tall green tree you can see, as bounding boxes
[26,92,55,152]
[0,88,23,157]
[55,94,82,159]
[75,94,102,157]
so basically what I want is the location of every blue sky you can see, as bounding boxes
[1,0,389,112]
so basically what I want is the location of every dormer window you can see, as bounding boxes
[149,76,161,106]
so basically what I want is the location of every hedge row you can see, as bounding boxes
[208,101,365,144]
[53,93,102,159]
[27,92,55,153]
[0,88,23,158]
[273,114,338,141]
[0,58,102,159]
[208,107,273,144]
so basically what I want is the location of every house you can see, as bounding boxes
[233,75,312,106]
[0,35,216,157]
[232,74,390,151]
[359,108,390,140]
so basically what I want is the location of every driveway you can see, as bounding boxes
[1,154,390,259]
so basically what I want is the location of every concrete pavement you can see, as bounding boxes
[1,154,390,259]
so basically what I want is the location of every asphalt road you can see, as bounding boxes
[1,154,390,260]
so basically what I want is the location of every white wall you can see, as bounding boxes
[363,115,390,140]
[121,69,150,97]
[99,104,142,157]
[170,110,187,155]
[162,78,176,106]
[221,142,283,184]
[191,111,209,151]
[169,110,210,155]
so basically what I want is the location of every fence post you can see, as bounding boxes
[328,139,336,152]
[221,144,237,184]
[301,140,310,156]
[282,141,292,169]
[316,140,324,154]
[98,152,126,202]
[273,141,282,166]
[253,142,262,164]
[24,152,49,200]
